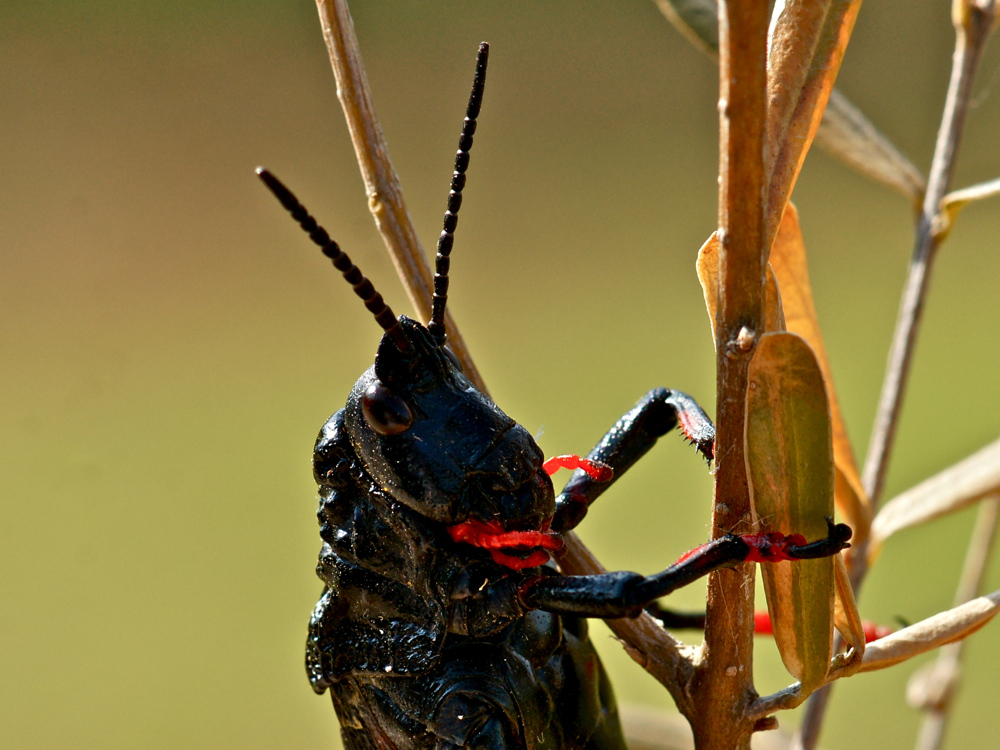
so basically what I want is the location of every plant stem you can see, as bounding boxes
[795,4,997,747]
[686,0,768,747]
[313,0,487,394]
[859,3,995,515]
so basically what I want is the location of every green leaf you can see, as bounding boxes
[745,331,835,692]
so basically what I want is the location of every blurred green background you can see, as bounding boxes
[3,1,999,748]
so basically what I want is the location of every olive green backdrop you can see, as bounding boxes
[3,1,999,748]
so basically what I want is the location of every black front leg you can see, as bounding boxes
[552,388,714,532]
[520,521,852,619]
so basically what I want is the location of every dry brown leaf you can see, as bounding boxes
[765,264,786,332]
[769,205,872,540]
[694,232,720,341]
[766,0,863,250]
[855,589,1000,673]
[832,552,865,657]
[696,232,783,343]
[869,438,1000,561]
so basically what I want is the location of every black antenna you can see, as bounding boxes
[256,167,412,354]
[427,41,490,345]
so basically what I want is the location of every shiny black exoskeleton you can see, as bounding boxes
[307,317,628,750]
[257,41,852,750]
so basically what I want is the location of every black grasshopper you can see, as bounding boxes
[258,43,851,750]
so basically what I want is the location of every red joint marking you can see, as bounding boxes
[674,544,704,565]
[543,455,613,482]
[754,610,773,635]
[741,532,808,563]
[447,518,563,571]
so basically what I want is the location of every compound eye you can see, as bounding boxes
[362,381,414,436]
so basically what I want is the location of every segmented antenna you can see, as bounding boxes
[427,41,490,345]
[255,167,411,354]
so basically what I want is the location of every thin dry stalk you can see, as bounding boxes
[859,2,997,515]
[797,6,998,745]
[313,0,486,393]
[685,0,768,747]
[910,495,1000,750]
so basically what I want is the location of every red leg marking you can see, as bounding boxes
[543,455,613,482]
[741,531,809,563]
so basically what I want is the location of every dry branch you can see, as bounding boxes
[314,0,486,393]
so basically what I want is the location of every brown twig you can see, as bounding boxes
[795,3,997,747]
[684,1,768,747]
[313,0,487,394]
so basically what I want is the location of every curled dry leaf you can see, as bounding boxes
[869,437,1000,561]
[832,552,865,659]
[855,589,1000,673]
[696,231,784,344]
[770,204,872,540]
[765,0,863,250]
[746,332,836,693]
[936,176,1000,240]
